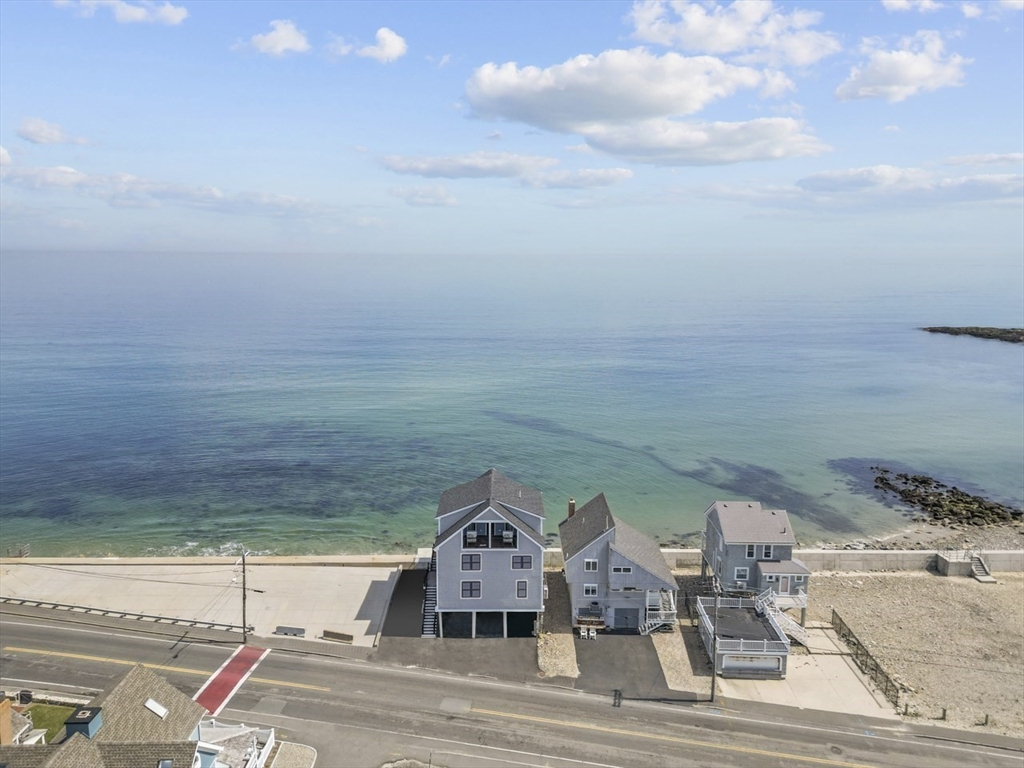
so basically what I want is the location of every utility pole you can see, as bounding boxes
[237,546,264,645]
[710,593,720,703]
[241,546,248,645]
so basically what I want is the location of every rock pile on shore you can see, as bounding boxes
[872,467,1022,527]
[921,326,1024,343]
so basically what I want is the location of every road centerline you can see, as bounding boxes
[470,706,878,768]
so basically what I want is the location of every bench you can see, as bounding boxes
[273,625,306,637]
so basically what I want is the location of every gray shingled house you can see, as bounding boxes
[559,494,677,634]
[0,664,277,768]
[700,501,809,614]
[429,469,545,638]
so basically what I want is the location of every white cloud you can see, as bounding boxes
[57,0,187,24]
[389,185,458,207]
[380,151,557,178]
[0,159,328,217]
[17,117,88,145]
[465,47,826,166]
[883,124,901,131]
[881,0,944,12]
[960,2,983,17]
[700,165,1022,209]
[835,31,969,102]
[999,0,1024,9]
[629,0,841,67]
[944,152,1024,165]
[250,20,310,57]
[795,165,1022,204]
[0,146,11,166]
[467,48,766,132]
[356,28,407,63]
[579,117,828,165]
[327,34,354,57]
[522,168,634,189]
[486,130,503,141]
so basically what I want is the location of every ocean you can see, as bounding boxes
[1,252,1022,557]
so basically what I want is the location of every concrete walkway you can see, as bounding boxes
[0,561,399,647]
[271,742,317,768]
[716,624,901,720]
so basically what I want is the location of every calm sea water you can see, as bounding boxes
[1,252,1022,556]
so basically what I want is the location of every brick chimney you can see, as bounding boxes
[567,497,576,518]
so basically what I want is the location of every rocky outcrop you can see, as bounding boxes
[921,327,1024,343]
[872,467,1023,527]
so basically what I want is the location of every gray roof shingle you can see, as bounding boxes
[558,493,614,561]
[434,501,545,547]
[91,665,205,743]
[609,518,676,587]
[436,469,544,519]
[756,559,810,575]
[708,501,797,545]
[559,495,674,586]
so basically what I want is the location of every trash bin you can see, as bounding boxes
[18,690,33,704]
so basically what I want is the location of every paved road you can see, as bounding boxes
[1,616,1020,768]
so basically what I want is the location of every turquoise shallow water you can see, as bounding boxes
[1,253,1022,556]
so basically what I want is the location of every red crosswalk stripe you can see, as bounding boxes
[193,645,269,716]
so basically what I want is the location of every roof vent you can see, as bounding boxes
[144,698,169,720]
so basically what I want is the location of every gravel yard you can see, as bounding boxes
[538,571,580,679]
[808,570,1024,738]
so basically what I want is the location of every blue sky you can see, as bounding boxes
[1,0,1022,259]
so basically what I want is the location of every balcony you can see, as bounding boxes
[463,523,518,549]
[771,588,807,610]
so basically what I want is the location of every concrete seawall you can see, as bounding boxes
[5,549,1023,572]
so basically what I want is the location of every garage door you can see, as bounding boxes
[722,655,781,672]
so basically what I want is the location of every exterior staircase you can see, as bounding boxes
[640,590,677,635]
[755,588,808,646]
[971,554,997,584]
[421,551,438,638]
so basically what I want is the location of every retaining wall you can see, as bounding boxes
[5,549,1022,573]
[543,548,1024,573]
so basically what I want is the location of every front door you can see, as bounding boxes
[779,576,790,593]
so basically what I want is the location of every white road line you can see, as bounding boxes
[0,677,97,692]
[0,620,200,646]
[222,707,626,768]
[210,648,270,717]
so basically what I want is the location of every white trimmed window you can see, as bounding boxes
[516,580,528,599]
[583,584,598,597]
[461,580,481,599]
[611,566,632,574]
[746,544,755,559]
[766,574,776,582]
[461,553,481,571]
[512,555,532,570]
[762,545,773,559]
[734,567,749,581]
[584,559,598,572]
[795,575,805,582]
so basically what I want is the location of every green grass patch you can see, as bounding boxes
[25,703,75,743]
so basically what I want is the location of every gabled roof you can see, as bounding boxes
[436,468,544,519]
[91,664,206,743]
[559,495,674,586]
[609,518,676,588]
[558,493,614,561]
[707,501,797,545]
[434,501,545,548]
